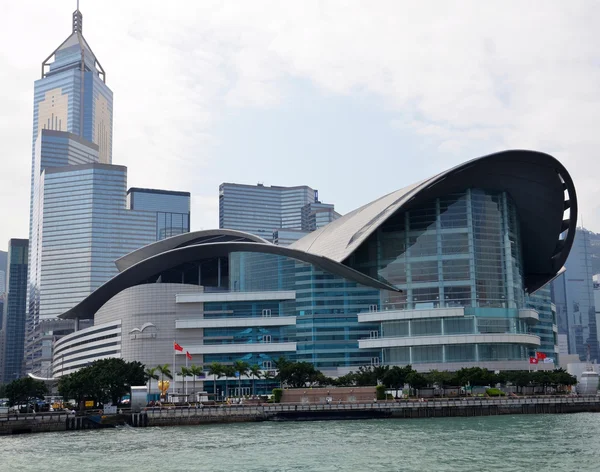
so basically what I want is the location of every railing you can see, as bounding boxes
[0,411,72,422]
[144,395,600,418]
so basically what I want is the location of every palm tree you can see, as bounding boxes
[249,364,262,396]
[223,365,237,400]
[144,367,159,398]
[156,364,173,401]
[179,366,191,398]
[207,362,224,402]
[188,364,203,402]
[233,360,250,399]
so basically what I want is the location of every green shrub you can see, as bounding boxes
[375,385,386,400]
[486,388,505,397]
[272,388,283,403]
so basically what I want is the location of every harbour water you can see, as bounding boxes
[2,413,600,471]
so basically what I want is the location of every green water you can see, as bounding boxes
[2,414,599,471]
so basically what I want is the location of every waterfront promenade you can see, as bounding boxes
[2,396,600,435]
[141,395,600,427]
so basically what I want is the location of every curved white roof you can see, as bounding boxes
[292,149,577,293]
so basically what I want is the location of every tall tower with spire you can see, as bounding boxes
[23,7,191,377]
[26,7,114,375]
[34,6,112,163]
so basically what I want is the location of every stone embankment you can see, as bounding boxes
[137,395,600,427]
[2,396,600,435]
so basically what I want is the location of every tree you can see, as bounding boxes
[277,361,326,388]
[145,367,159,397]
[222,365,237,399]
[155,364,173,400]
[188,365,203,400]
[233,360,250,398]
[207,362,224,401]
[5,377,48,407]
[179,366,191,397]
[249,364,262,396]
[406,372,428,394]
[274,357,290,388]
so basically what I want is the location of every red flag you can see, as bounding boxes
[186,351,192,361]
[536,352,547,360]
[174,342,183,352]
[529,357,538,364]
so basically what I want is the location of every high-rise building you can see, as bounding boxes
[25,8,191,376]
[219,183,339,244]
[1,240,28,383]
[127,188,191,240]
[551,228,598,361]
[0,250,7,291]
[0,249,7,332]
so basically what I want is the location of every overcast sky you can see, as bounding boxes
[1,0,599,251]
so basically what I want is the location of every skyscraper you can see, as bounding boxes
[25,8,191,375]
[219,183,339,244]
[2,240,28,383]
[552,228,598,361]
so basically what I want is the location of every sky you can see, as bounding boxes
[1,0,600,251]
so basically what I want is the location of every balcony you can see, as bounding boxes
[176,316,296,329]
[358,333,541,349]
[358,307,465,323]
[518,309,539,323]
[176,290,296,304]
[185,342,297,354]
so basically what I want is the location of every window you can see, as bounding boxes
[369,330,379,339]
[262,309,272,317]
[262,335,272,343]
[371,357,380,366]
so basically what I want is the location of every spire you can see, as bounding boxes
[72,6,83,34]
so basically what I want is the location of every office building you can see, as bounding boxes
[127,188,191,240]
[55,150,571,390]
[2,240,28,383]
[526,285,558,362]
[25,7,191,376]
[551,228,598,361]
[219,183,339,244]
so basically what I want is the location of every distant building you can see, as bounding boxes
[219,183,339,244]
[551,228,598,361]
[526,285,558,363]
[1,239,28,382]
[127,188,191,240]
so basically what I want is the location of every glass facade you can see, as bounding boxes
[127,188,191,240]
[346,188,537,366]
[551,228,598,361]
[348,189,524,310]
[527,284,558,361]
[219,183,338,243]
[1,240,28,383]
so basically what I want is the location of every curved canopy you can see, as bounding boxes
[115,229,271,272]
[291,150,576,293]
[61,242,398,320]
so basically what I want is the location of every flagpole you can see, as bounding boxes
[173,341,176,402]
[185,355,188,397]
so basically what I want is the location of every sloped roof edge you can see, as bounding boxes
[62,242,398,320]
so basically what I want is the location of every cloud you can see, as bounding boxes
[1,0,600,249]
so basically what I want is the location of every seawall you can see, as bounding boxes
[2,396,599,435]
[138,395,600,427]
